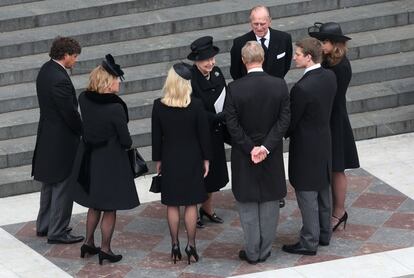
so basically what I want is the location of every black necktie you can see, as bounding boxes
[260,37,268,52]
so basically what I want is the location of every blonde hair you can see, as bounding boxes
[87,65,117,93]
[324,41,348,66]
[241,41,264,65]
[161,67,192,108]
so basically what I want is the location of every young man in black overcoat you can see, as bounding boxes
[282,38,337,255]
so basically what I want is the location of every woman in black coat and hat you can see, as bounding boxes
[309,22,360,231]
[73,54,139,264]
[187,36,229,228]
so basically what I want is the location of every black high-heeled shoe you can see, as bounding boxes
[199,207,223,224]
[171,243,182,264]
[98,250,122,265]
[185,245,199,265]
[332,211,348,232]
[80,244,100,258]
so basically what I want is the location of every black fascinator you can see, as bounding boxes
[102,54,125,81]
[173,62,192,80]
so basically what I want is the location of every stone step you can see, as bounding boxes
[2,103,414,197]
[0,0,411,59]
[347,77,414,114]
[1,47,414,116]
[1,19,413,87]
[0,0,215,32]
[1,3,413,87]
[351,104,414,140]
[2,75,414,141]
[0,0,39,8]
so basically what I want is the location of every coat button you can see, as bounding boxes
[212,89,215,91]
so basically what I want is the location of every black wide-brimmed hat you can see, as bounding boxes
[173,62,192,80]
[308,22,351,42]
[187,36,220,61]
[102,54,125,81]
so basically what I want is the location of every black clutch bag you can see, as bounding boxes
[128,148,148,178]
[150,174,161,193]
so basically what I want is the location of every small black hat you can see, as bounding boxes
[308,22,351,42]
[187,36,220,61]
[173,62,192,80]
[102,54,125,81]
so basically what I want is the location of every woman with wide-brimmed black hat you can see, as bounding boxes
[309,22,360,232]
[187,36,229,228]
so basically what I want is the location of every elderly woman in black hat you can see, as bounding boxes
[152,63,212,264]
[187,36,229,229]
[309,22,360,231]
[73,54,140,264]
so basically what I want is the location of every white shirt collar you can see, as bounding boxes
[255,29,270,48]
[52,59,66,69]
[304,63,321,75]
[247,67,264,73]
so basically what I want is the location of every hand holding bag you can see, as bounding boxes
[150,174,162,193]
[128,148,148,178]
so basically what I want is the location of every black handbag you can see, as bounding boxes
[128,148,148,178]
[150,174,162,193]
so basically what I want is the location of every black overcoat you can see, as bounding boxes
[32,60,82,183]
[224,71,290,203]
[230,28,292,80]
[286,67,337,191]
[72,91,139,210]
[151,98,213,206]
[190,65,229,192]
[323,57,360,171]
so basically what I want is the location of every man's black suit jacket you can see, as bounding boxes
[230,28,292,80]
[285,67,337,191]
[225,71,290,203]
[32,60,82,183]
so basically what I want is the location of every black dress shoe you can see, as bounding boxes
[37,227,72,237]
[238,250,258,265]
[258,251,271,262]
[282,242,316,256]
[99,250,123,265]
[80,244,101,258]
[199,207,224,223]
[196,217,205,229]
[279,199,285,208]
[47,233,84,244]
[319,241,329,246]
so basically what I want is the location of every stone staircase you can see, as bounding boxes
[0,0,413,197]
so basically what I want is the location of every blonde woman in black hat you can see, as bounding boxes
[309,22,360,231]
[152,63,212,264]
[187,36,229,229]
[73,55,139,264]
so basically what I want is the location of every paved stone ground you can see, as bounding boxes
[2,168,414,278]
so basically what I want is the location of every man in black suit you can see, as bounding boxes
[225,41,290,264]
[32,37,84,244]
[230,5,292,80]
[282,38,337,255]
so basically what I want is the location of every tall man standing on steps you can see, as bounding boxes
[225,41,290,264]
[32,36,84,244]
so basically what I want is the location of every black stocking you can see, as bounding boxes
[100,210,116,253]
[184,205,197,247]
[85,208,101,247]
[167,206,180,245]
